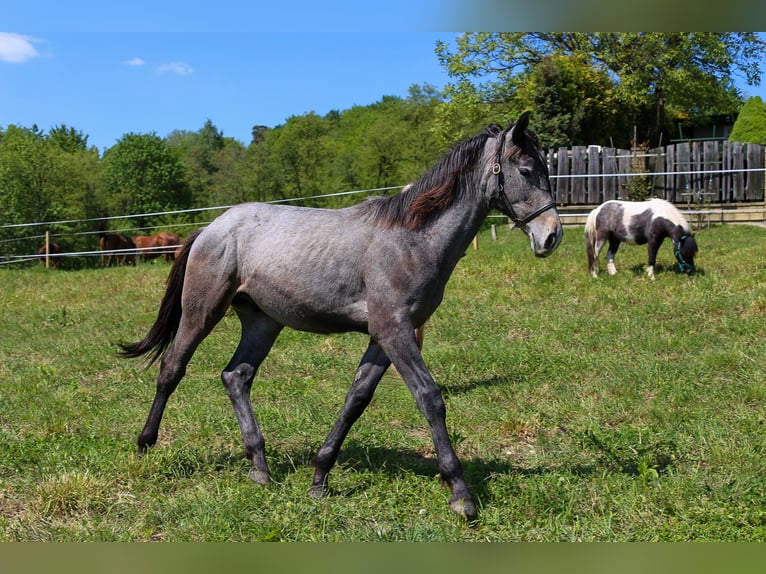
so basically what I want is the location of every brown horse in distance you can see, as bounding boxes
[99,233,135,267]
[37,242,61,268]
[132,232,181,263]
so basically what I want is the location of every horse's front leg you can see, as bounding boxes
[606,238,621,276]
[378,326,477,522]
[646,240,662,279]
[310,340,391,497]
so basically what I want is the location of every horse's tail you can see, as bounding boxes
[584,206,600,270]
[119,229,202,365]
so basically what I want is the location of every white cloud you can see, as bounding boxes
[0,32,41,63]
[124,57,145,67]
[157,61,193,75]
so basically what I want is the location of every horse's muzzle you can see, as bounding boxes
[528,215,563,258]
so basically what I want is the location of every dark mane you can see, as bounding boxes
[356,122,517,230]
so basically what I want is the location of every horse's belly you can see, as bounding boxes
[243,272,369,334]
[263,299,369,334]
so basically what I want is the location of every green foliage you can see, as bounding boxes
[729,96,766,144]
[512,54,624,148]
[436,32,763,147]
[2,224,766,540]
[101,132,190,218]
[0,125,101,256]
[166,120,247,207]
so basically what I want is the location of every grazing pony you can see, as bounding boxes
[119,113,562,521]
[99,232,136,267]
[133,232,181,263]
[585,198,698,278]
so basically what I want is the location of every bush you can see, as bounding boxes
[729,97,766,144]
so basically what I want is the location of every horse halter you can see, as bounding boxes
[492,130,557,227]
[674,234,695,273]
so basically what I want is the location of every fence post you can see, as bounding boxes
[44,231,50,269]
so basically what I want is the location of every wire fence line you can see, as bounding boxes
[0,185,407,266]
[0,185,406,232]
[3,167,766,267]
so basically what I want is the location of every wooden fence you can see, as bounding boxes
[548,141,765,206]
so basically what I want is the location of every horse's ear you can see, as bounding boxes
[511,111,530,147]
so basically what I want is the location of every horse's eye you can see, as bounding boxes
[519,166,531,177]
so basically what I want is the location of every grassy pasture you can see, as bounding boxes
[1,223,765,541]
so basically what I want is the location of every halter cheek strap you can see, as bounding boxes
[674,234,695,272]
[492,131,556,226]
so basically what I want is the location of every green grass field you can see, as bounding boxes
[1,223,765,541]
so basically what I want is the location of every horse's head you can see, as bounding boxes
[487,112,563,257]
[675,232,698,274]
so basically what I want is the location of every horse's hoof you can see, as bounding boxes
[248,468,271,485]
[307,485,327,499]
[136,443,151,458]
[449,496,478,522]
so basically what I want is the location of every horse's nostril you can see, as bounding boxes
[544,231,558,251]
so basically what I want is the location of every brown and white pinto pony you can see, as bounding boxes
[132,232,181,263]
[585,198,698,279]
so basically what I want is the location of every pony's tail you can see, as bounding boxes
[119,229,202,365]
[584,208,599,270]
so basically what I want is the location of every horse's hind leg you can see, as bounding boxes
[221,300,283,484]
[588,235,607,278]
[310,340,391,496]
[138,275,236,454]
[137,344,193,454]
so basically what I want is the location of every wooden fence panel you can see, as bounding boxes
[703,140,720,202]
[545,141,764,205]
[602,147,617,201]
[731,142,745,201]
[649,147,665,200]
[746,144,765,201]
[570,147,586,204]
[616,149,632,200]
[722,141,732,202]
[587,146,601,203]
[554,147,570,204]
[663,144,675,201]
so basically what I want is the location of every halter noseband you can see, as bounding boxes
[674,234,695,273]
[493,130,556,226]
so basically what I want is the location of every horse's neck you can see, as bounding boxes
[421,187,489,264]
[659,219,684,242]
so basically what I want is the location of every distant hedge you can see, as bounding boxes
[729,96,766,144]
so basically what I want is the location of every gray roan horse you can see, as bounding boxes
[120,112,563,521]
[585,198,698,279]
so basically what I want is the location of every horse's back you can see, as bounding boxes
[186,203,376,333]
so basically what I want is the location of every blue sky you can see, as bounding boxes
[1,30,460,152]
[3,3,766,152]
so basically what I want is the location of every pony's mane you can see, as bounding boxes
[356,120,536,230]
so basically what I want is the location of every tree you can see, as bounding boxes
[0,124,101,258]
[47,124,90,153]
[729,96,766,143]
[0,125,57,227]
[166,120,231,206]
[511,54,624,148]
[436,33,765,146]
[101,132,190,220]
[268,113,332,203]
